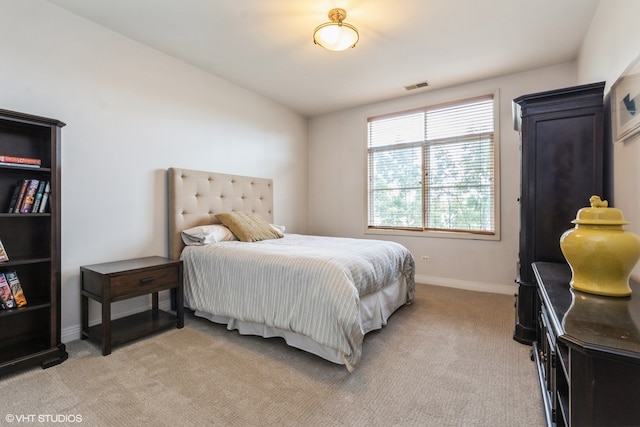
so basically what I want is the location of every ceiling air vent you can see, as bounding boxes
[404,81,429,91]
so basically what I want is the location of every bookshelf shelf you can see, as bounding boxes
[0,300,51,317]
[0,108,67,375]
[0,257,52,266]
[0,165,51,173]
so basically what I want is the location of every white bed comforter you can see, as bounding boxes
[180,234,415,369]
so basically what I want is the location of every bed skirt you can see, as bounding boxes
[193,274,409,371]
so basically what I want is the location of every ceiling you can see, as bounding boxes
[46,0,601,117]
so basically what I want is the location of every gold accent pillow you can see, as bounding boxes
[215,211,283,242]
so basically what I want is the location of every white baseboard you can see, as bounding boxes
[415,274,516,295]
[61,325,81,344]
[61,299,173,344]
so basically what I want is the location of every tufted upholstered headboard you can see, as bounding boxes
[167,168,275,260]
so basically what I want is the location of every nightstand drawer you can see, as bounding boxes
[110,265,179,299]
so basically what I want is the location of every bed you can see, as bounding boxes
[168,167,415,371]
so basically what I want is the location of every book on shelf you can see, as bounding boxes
[5,271,26,307]
[31,180,47,213]
[0,155,41,167]
[9,179,29,213]
[6,182,22,212]
[38,181,50,213]
[0,162,40,169]
[19,179,39,213]
[0,238,8,263]
[0,273,16,309]
[7,180,50,213]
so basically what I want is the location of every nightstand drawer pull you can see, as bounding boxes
[140,277,155,285]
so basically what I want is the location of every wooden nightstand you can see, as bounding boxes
[80,256,184,355]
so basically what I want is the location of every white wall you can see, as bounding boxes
[0,1,309,341]
[309,63,577,294]
[577,0,640,279]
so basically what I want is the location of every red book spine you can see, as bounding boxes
[0,155,41,166]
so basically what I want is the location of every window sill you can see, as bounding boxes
[364,227,500,241]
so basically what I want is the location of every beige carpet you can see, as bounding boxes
[1,284,543,426]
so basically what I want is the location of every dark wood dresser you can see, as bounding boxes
[532,262,640,427]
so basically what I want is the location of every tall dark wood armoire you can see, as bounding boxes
[512,82,607,344]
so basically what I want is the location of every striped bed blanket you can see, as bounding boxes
[180,233,415,370]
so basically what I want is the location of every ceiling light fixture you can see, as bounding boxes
[313,8,359,52]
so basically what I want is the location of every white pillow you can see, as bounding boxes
[181,224,237,246]
[270,224,286,233]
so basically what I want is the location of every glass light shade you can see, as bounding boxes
[313,22,359,51]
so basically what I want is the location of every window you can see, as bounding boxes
[367,95,497,236]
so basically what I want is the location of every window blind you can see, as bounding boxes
[367,96,495,234]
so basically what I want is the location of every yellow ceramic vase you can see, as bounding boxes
[560,196,640,297]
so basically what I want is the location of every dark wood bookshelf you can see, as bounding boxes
[0,108,67,375]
